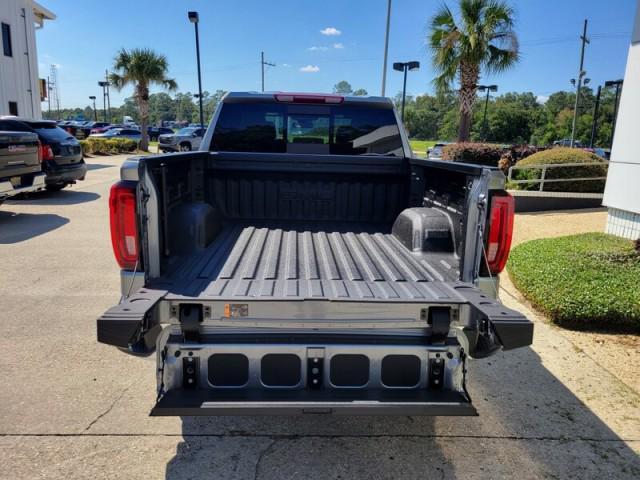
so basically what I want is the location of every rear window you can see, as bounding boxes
[212,102,403,156]
[29,123,74,142]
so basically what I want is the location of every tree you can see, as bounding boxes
[353,88,368,96]
[429,0,519,141]
[333,81,353,95]
[109,48,177,150]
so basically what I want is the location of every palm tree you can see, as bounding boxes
[429,0,519,142]
[109,48,177,151]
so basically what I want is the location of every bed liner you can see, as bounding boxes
[153,221,461,302]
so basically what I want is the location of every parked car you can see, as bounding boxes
[158,126,205,152]
[77,122,110,139]
[427,142,451,160]
[147,127,174,142]
[98,91,533,416]
[0,117,87,191]
[0,130,46,205]
[553,139,583,148]
[90,124,117,135]
[90,128,142,141]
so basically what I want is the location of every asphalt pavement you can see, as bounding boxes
[0,154,638,479]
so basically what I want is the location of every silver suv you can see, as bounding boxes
[158,127,205,152]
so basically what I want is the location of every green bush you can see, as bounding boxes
[507,233,640,332]
[441,142,504,167]
[509,147,607,193]
[80,137,137,155]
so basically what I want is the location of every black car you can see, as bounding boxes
[0,117,87,191]
[147,126,174,141]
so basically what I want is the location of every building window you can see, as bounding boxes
[2,23,12,57]
[8,102,18,116]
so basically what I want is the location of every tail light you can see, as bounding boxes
[109,181,139,270]
[274,93,344,104]
[484,193,515,274]
[39,144,54,161]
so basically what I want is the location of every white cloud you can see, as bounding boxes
[308,46,329,51]
[282,63,292,68]
[536,94,549,104]
[320,27,341,36]
[299,65,320,73]
[333,43,344,49]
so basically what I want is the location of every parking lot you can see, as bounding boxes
[0,154,638,479]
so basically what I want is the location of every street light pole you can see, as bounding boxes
[98,81,108,122]
[589,85,601,148]
[605,79,623,149]
[381,0,392,96]
[188,11,205,128]
[477,84,497,140]
[89,96,97,121]
[393,61,419,122]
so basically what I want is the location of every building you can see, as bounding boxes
[602,4,640,239]
[0,0,55,119]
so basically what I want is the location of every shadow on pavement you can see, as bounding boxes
[8,190,100,206]
[86,163,116,171]
[517,207,606,216]
[164,346,640,479]
[0,211,69,244]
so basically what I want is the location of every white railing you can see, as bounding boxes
[507,161,608,192]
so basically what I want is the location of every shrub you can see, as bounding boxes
[498,144,542,173]
[80,137,137,155]
[507,233,640,332]
[509,147,607,193]
[441,142,504,167]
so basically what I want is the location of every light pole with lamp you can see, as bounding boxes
[392,61,419,122]
[188,11,205,129]
[604,79,623,148]
[569,74,590,146]
[89,96,97,121]
[477,84,497,140]
[98,81,109,122]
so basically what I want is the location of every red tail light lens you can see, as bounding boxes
[109,181,139,270]
[485,193,515,274]
[39,144,54,161]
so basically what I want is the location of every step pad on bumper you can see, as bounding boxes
[151,388,477,416]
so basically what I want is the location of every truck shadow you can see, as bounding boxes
[7,190,100,206]
[0,211,69,244]
[164,346,640,479]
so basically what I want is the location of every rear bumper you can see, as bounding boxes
[159,144,178,152]
[44,161,87,185]
[0,172,46,199]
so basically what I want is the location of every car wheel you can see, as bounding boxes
[179,143,191,152]
[45,184,66,192]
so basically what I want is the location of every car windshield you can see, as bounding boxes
[212,102,403,156]
[28,123,75,142]
[176,128,196,135]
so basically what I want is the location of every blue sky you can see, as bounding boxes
[37,0,636,108]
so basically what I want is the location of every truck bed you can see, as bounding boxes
[156,222,460,302]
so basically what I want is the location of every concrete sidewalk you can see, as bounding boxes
[0,156,638,479]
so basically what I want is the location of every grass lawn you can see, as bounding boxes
[507,233,640,332]
[409,139,437,156]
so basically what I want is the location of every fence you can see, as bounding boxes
[507,161,609,192]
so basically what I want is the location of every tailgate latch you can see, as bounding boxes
[180,304,203,343]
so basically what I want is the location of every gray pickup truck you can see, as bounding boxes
[0,131,46,205]
[98,92,532,416]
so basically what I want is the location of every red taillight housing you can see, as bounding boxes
[109,181,139,270]
[39,144,54,161]
[484,193,515,274]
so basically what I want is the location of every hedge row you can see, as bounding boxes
[441,142,503,167]
[79,138,138,155]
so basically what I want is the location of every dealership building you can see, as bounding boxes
[0,0,55,119]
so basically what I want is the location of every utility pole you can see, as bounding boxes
[589,85,601,148]
[570,19,589,147]
[261,51,276,92]
[477,85,498,140]
[105,70,112,123]
[381,0,392,96]
[47,76,51,118]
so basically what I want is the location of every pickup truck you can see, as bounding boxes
[0,131,46,205]
[98,92,533,416]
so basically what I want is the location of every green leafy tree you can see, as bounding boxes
[109,48,178,150]
[429,0,519,141]
[353,88,368,96]
[333,80,353,94]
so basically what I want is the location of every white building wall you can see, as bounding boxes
[0,0,49,119]
[603,1,640,239]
